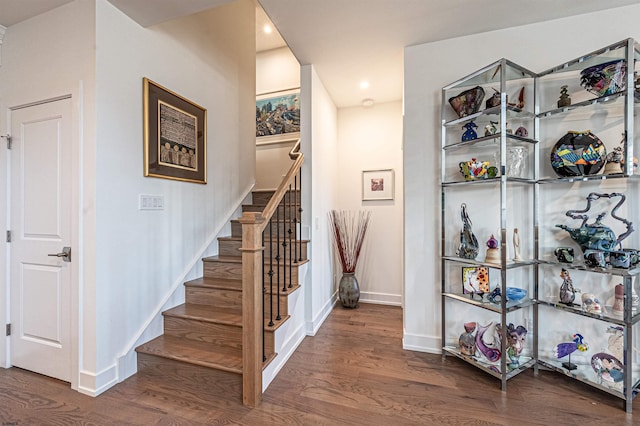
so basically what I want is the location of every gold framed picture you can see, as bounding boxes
[143,78,207,184]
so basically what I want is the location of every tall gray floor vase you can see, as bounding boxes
[339,273,360,308]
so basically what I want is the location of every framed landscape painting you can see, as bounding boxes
[143,78,207,184]
[256,88,300,145]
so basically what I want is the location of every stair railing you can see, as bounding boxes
[239,139,303,407]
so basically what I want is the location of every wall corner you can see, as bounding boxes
[0,25,6,66]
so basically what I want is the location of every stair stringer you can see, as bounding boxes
[115,184,254,382]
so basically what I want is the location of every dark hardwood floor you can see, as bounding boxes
[0,303,637,425]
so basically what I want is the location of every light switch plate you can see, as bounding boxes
[139,194,164,210]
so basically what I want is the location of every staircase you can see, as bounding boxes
[135,141,306,407]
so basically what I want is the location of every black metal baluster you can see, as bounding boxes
[276,197,282,321]
[282,188,289,293]
[268,219,274,327]
[293,175,299,265]
[287,184,293,289]
[261,230,266,362]
[298,167,303,262]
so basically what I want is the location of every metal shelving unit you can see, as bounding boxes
[440,38,640,412]
[440,59,538,391]
[535,38,640,413]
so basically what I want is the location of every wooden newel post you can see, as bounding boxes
[239,211,265,407]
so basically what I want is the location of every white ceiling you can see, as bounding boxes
[258,0,640,107]
[2,0,640,107]
[0,0,73,27]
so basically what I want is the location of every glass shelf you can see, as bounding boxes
[537,173,635,185]
[444,133,538,151]
[443,105,535,127]
[537,91,625,118]
[537,259,640,277]
[538,356,640,401]
[444,58,537,90]
[443,256,537,269]
[443,346,535,380]
[537,299,640,326]
[537,39,631,78]
[442,176,539,187]
[444,292,535,313]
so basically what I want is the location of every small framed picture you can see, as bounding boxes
[462,266,490,294]
[362,169,394,201]
[143,78,207,184]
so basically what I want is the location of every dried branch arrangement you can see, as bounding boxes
[329,210,371,273]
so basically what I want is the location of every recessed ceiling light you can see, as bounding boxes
[263,24,273,34]
[360,81,369,89]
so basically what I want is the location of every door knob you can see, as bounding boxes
[48,246,71,262]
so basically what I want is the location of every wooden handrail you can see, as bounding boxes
[259,140,303,233]
[240,139,303,407]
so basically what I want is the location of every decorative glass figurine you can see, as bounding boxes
[459,322,477,356]
[456,203,479,260]
[554,333,588,370]
[557,85,571,108]
[475,322,501,362]
[512,228,522,261]
[604,134,625,175]
[461,121,478,141]
[506,323,527,368]
[556,192,634,256]
[613,284,624,314]
[459,158,498,181]
[484,121,498,136]
[484,234,500,264]
[582,293,602,314]
[506,146,528,178]
[559,268,578,305]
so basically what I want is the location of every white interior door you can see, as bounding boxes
[10,97,72,382]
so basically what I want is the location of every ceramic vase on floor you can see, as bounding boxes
[329,210,371,310]
[339,273,360,308]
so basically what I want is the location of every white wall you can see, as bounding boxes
[337,102,404,305]
[255,47,300,190]
[89,0,255,394]
[257,47,300,95]
[403,4,640,353]
[0,0,97,388]
[300,64,340,333]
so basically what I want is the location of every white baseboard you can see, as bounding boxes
[306,291,337,336]
[402,332,441,354]
[116,350,138,383]
[77,364,118,397]
[359,291,402,306]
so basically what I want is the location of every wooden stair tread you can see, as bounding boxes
[184,277,242,291]
[218,235,310,243]
[136,335,243,374]
[264,283,301,296]
[164,304,242,326]
[202,255,242,264]
[231,219,295,225]
[265,314,290,331]
[163,303,292,330]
